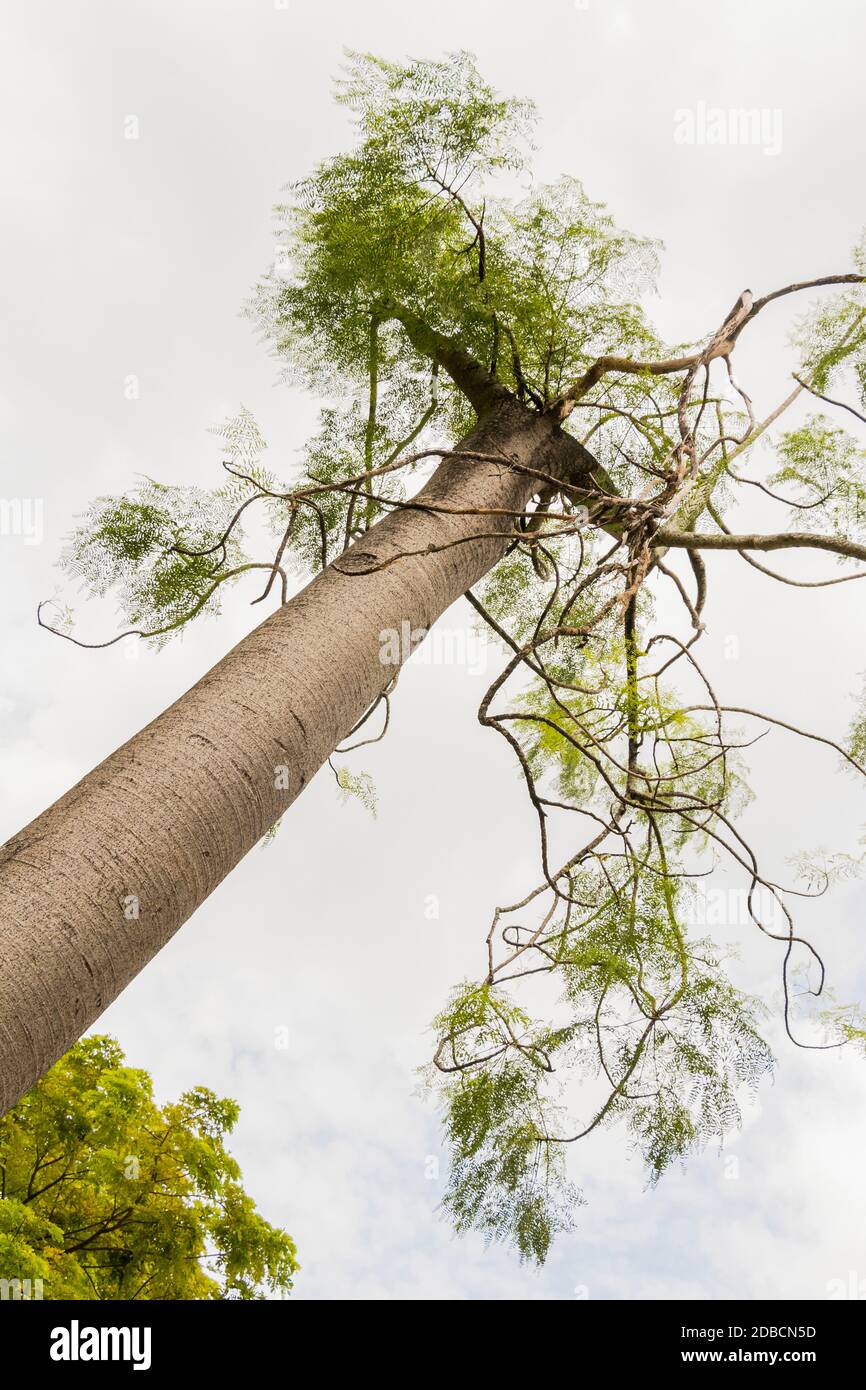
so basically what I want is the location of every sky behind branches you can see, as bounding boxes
[1,0,866,1298]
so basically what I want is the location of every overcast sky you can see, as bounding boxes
[2,0,866,1299]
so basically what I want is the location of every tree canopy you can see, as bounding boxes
[0,1036,298,1299]
[40,51,866,1266]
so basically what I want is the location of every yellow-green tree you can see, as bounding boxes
[0,1036,297,1299]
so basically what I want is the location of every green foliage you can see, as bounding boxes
[849,691,866,767]
[245,48,662,564]
[62,481,249,644]
[57,407,297,643]
[333,764,378,818]
[430,878,774,1259]
[208,402,270,471]
[0,1036,298,1300]
[792,264,866,401]
[479,177,661,405]
[430,985,581,1265]
[252,52,530,386]
[769,415,866,540]
[817,1003,866,1055]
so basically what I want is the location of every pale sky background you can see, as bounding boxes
[2,0,866,1300]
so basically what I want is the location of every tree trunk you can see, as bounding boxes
[0,397,591,1111]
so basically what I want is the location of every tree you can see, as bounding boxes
[2,51,866,1263]
[0,1035,298,1299]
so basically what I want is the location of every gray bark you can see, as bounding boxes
[0,397,593,1112]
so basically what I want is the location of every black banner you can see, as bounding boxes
[3,1298,863,1374]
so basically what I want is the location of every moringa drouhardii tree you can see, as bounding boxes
[2,52,866,1262]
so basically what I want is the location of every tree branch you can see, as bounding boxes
[381,298,509,415]
[553,273,864,418]
[654,527,866,565]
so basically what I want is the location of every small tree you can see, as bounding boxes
[0,1036,298,1299]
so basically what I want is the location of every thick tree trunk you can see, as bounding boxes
[0,397,591,1111]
